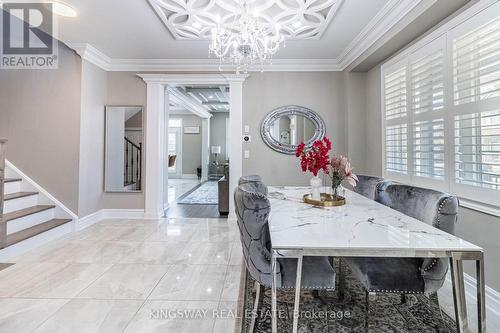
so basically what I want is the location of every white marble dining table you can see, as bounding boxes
[267,186,485,333]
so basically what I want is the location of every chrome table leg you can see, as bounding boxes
[476,253,486,333]
[271,251,278,333]
[292,256,303,333]
[450,253,468,333]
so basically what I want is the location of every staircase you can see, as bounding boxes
[0,139,73,252]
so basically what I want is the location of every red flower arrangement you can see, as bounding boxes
[295,137,332,177]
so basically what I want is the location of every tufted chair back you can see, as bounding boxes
[234,182,280,287]
[355,175,392,200]
[238,175,268,196]
[375,184,459,292]
[239,175,263,185]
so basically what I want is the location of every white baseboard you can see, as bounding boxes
[76,209,147,230]
[5,160,78,221]
[76,210,104,230]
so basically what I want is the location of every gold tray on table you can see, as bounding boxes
[303,193,346,207]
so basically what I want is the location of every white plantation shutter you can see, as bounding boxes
[382,1,500,207]
[410,50,445,115]
[385,67,407,120]
[410,43,446,181]
[453,17,500,106]
[384,62,409,178]
[385,124,408,173]
[449,5,500,206]
[455,110,500,190]
[413,119,446,179]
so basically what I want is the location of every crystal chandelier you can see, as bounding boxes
[209,1,284,73]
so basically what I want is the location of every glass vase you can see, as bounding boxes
[331,178,342,198]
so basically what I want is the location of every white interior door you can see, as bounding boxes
[168,127,182,178]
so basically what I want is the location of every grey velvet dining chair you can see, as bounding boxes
[234,180,336,332]
[354,175,392,200]
[344,184,459,332]
[238,175,268,196]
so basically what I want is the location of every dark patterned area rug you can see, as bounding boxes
[240,262,457,333]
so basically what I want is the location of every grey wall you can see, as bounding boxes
[242,72,347,186]
[78,60,107,217]
[0,42,81,213]
[365,65,383,176]
[363,64,500,292]
[457,208,500,291]
[78,68,147,217]
[344,72,368,174]
[210,112,229,166]
[170,114,202,175]
[126,112,142,128]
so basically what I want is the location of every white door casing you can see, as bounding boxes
[139,74,248,219]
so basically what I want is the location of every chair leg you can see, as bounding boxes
[429,292,449,333]
[338,258,345,301]
[249,281,263,333]
[365,291,375,332]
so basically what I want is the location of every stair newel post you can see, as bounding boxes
[139,142,142,189]
[0,139,7,249]
[125,140,129,184]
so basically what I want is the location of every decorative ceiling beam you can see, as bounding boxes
[185,87,229,93]
[168,87,212,118]
[201,101,229,106]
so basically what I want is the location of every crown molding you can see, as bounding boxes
[83,56,342,72]
[337,0,428,69]
[68,0,430,72]
[137,73,249,85]
[69,43,112,71]
[68,45,342,71]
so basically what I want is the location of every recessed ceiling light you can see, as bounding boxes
[292,21,302,28]
[208,95,214,99]
[192,21,201,29]
[51,1,78,17]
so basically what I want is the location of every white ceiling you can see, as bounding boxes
[55,0,469,71]
[58,0,388,60]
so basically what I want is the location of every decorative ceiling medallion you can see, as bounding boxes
[148,0,343,40]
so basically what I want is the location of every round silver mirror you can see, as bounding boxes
[260,105,326,155]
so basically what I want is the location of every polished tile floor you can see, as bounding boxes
[0,217,243,333]
[168,179,202,204]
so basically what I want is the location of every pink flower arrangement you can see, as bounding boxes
[330,155,359,188]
